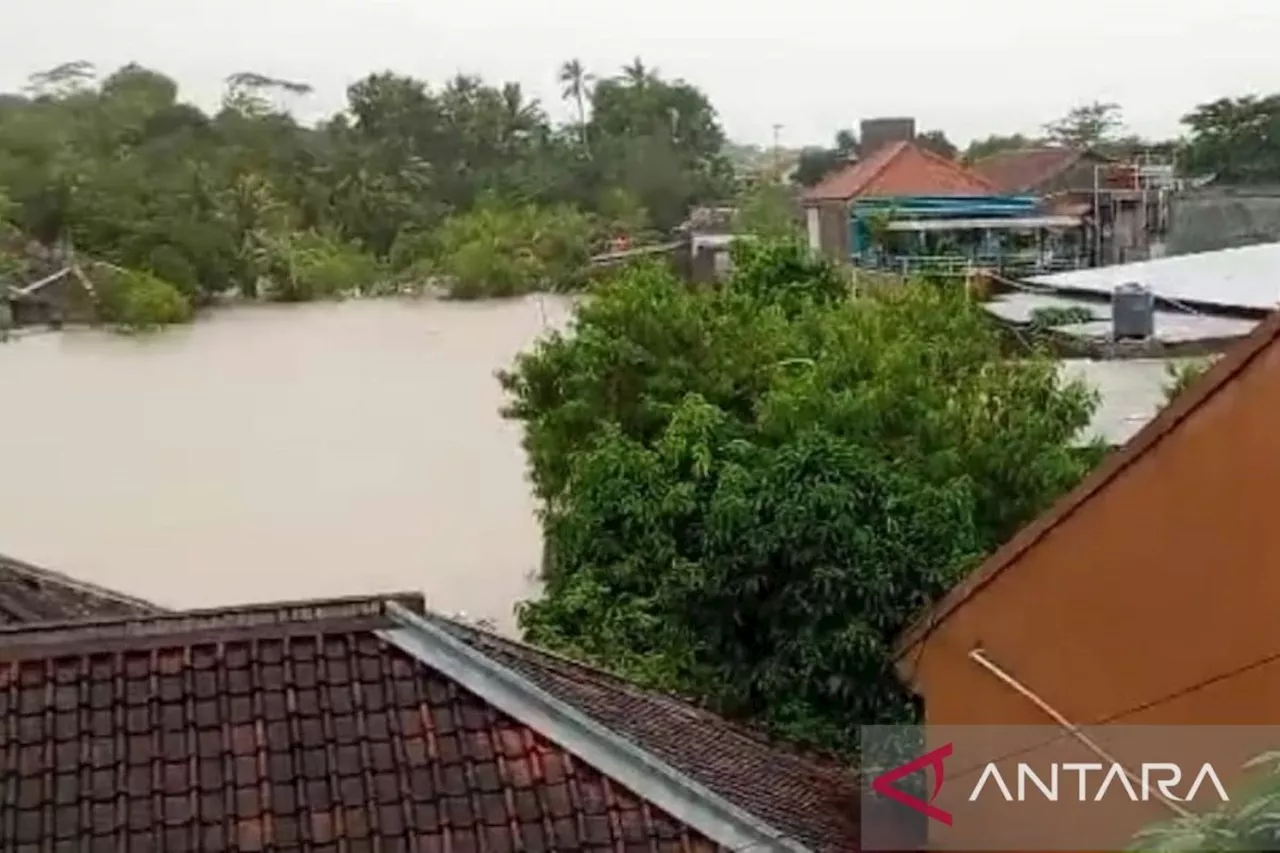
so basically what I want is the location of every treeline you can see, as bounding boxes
[0,58,736,322]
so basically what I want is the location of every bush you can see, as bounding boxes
[432,202,595,299]
[257,230,384,302]
[97,268,193,331]
[500,241,1102,751]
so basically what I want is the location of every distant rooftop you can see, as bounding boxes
[1027,242,1280,313]
[985,290,1258,348]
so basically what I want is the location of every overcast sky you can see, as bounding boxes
[3,0,1278,148]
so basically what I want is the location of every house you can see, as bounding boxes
[893,310,1280,850]
[972,147,1176,266]
[0,551,157,623]
[802,142,1086,277]
[0,592,875,851]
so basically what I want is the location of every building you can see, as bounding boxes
[893,309,1280,850]
[0,592,874,851]
[972,147,1177,266]
[802,142,1085,277]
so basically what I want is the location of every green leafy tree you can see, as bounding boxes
[500,241,1102,749]
[1043,101,1125,148]
[1181,94,1280,182]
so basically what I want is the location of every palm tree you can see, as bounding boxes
[557,59,593,157]
[622,57,655,89]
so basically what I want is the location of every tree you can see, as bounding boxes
[557,59,594,156]
[1181,94,1280,182]
[791,129,858,187]
[499,241,1102,750]
[963,133,1039,162]
[1043,101,1124,148]
[916,129,958,159]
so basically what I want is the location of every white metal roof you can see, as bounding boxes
[985,291,1258,344]
[1028,241,1280,312]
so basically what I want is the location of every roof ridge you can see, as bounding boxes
[847,140,912,196]
[0,592,427,652]
[897,308,1280,658]
[0,553,160,611]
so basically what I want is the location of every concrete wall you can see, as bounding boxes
[1168,185,1280,255]
[904,323,1280,850]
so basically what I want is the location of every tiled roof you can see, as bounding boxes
[969,147,1101,193]
[802,141,995,203]
[0,552,158,623]
[434,614,864,851]
[0,594,869,852]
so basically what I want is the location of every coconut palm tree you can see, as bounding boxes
[622,57,655,89]
[557,59,593,157]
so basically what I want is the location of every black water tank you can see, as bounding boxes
[1112,282,1155,339]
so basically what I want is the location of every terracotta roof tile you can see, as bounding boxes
[0,553,158,624]
[0,594,875,851]
[803,141,995,203]
[436,615,864,851]
[969,147,1105,193]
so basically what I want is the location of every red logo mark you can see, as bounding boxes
[870,743,954,826]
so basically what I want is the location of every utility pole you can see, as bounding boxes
[771,123,783,177]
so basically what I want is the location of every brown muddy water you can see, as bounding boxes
[0,296,575,633]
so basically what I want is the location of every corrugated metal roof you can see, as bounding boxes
[1061,358,1206,446]
[1027,242,1280,312]
[985,291,1258,344]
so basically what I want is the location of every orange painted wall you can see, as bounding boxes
[906,340,1280,850]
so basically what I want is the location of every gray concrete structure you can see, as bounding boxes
[1168,186,1280,256]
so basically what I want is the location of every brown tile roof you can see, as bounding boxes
[0,552,159,623]
[0,593,868,851]
[802,141,995,203]
[968,147,1112,194]
[434,614,864,851]
[896,308,1280,659]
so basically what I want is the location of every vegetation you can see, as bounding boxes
[0,58,737,324]
[1028,304,1096,330]
[500,240,1104,751]
[1163,357,1214,402]
[1130,750,1280,851]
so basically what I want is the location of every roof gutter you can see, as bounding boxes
[378,602,810,853]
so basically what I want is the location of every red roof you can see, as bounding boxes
[0,593,868,851]
[802,141,995,202]
[969,147,1112,194]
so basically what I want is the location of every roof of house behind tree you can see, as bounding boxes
[0,551,158,623]
[802,140,995,203]
[0,592,865,852]
[968,147,1108,193]
[896,307,1280,657]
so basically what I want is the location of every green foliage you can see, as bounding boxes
[97,267,193,331]
[0,57,735,308]
[1130,751,1280,852]
[1028,305,1095,330]
[733,181,799,239]
[1181,94,1280,182]
[432,203,595,299]
[1163,358,1213,402]
[500,241,1102,750]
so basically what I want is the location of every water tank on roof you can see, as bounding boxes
[1112,282,1155,340]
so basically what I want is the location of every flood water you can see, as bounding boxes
[0,296,575,633]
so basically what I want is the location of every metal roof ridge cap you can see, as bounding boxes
[379,602,809,853]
